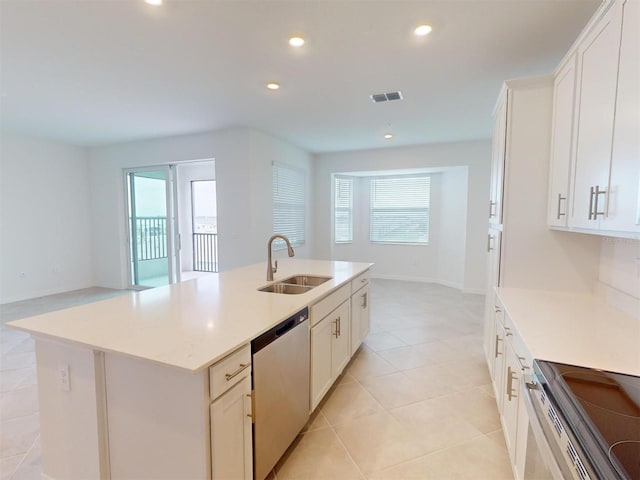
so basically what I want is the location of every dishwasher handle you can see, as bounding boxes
[275,319,296,338]
[252,307,309,354]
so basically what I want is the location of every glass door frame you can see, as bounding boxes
[123,165,181,289]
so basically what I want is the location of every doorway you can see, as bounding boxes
[191,180,218,273]
[125,167,179,289]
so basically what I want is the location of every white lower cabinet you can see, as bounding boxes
[502,339,520,461]
[310,300,350,410]
[350,283,370,354]
[487,306,533,480]
[210,375,253,480]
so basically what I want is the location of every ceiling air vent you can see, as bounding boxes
[370,91,403,103]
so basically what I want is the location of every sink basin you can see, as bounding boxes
[258,275,332,294]
[258,283,313,294]
[281,275,333,287]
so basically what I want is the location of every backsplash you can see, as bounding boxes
[598,237,640,319]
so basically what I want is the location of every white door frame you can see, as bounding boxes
[123,165,181,289]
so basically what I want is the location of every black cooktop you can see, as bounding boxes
[536,360,640,480]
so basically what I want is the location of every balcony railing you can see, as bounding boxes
[132,216,167,260]
[131,217,218,273]
[193,233,218,272]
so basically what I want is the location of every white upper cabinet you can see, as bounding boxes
[489,91,508,225]
[547,54,577,227]
[560,0,639,236]
[602,0,640,233]
[570,0,623,229]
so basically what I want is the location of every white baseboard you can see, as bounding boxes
[462,287,487,295]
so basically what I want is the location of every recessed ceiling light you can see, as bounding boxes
[267,82,281,90]
[414,24,433,36]
[289,36,305,47]
[384,133,393,140]
[144,0,162,5]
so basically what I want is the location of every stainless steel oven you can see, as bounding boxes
[522,360,639,480]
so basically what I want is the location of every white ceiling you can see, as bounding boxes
[0,0,600,153]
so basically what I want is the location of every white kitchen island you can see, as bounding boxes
[7,259,372,480]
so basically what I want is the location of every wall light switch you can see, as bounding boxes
[59,365,70,392]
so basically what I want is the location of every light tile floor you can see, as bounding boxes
[272,280,513,480]
[0,287,131,480]
[0,281,512,480]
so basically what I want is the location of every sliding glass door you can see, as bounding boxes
[125,167,179,288]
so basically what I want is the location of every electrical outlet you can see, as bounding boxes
[59,365,70,392]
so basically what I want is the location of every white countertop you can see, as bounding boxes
[7,260,372,372]
[496,287,640,376]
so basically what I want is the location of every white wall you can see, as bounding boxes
[88,127,312,289]
[313,140,491,293]
[0,132,93,303]
[437,167,468,289]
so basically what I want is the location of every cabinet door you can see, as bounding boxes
[350,292,362,355]
[548,55,577,227]
[502,340,520,467]
[493,322,507,414]
[570,1,623,229]
[485,299,503,381]
[602,0,640,233]
[489,91,508,225]
[359,285,370,341]
[310,316,333,411]
[331,301,351,378]
[486,228,502,289]
[350,285,370,355]
[210,375,253,480]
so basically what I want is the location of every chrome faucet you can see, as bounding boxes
[267,234,295,281]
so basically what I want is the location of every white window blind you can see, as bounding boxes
[370,175,430,244]
[272,163,305,249]
[334,176,353,243]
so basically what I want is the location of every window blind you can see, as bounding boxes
[272,163,305,249]
[334,176,353,243]
[370,175,430,244]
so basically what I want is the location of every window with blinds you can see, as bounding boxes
[272,163,305,249]
[370,175,430,244]
[334,176,353,243]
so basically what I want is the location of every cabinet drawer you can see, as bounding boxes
[209,344,251,400]
[351,270,370,293]
[311,284,350,327]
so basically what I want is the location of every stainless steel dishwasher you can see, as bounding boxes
[251,307,310,480]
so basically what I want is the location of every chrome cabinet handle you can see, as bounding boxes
[489,200,496,218]
[593,185,607,218]
[487,234,494,253]
[504,327,513,337]
[225,363,250,381]
[332,319,339,338]
[589,185,607,219]
[556,193,566,219]
[494,305,501,313]
[507,366,518,401]
[361,292,368,309]
[517,356,530,371]
[494,335,502,358]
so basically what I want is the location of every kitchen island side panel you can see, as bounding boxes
[104,352,211,480]
[35,338,107,480]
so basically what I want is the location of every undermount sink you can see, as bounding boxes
[280,275,332,287]
[258,275,333,294]
[258,283,313,294]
